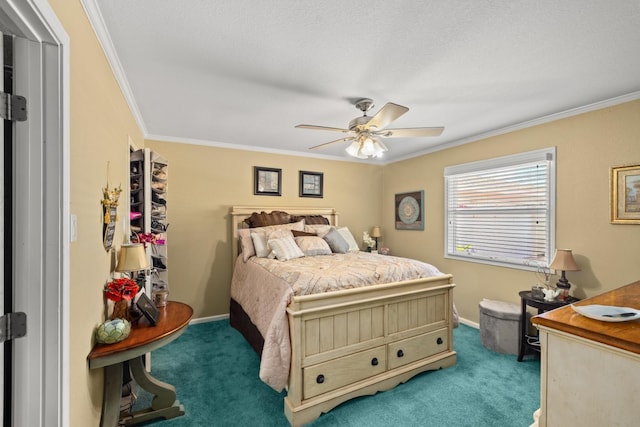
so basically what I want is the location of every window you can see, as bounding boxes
[444,147,555,270]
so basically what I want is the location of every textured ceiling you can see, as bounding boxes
[86,0,640,163]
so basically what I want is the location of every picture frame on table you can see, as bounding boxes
[299,170,323,198]
[395,190,424,230]
[610,163,640,224]
[254,166,282,196]
[135,290,160,326]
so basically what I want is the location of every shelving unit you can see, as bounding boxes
[129,148,169,298]
[149,153,169,296]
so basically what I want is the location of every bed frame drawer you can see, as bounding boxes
[303,346,387,399]
[387,328,449,370]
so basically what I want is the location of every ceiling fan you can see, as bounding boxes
[295,98,444,159]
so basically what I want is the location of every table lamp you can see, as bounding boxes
[116,243,150,285]
[549,249,579,299]
[370,226,381,250]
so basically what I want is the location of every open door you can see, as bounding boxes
[0,2,69,426]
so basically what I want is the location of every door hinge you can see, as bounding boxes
[0,312,27,343]
[0,91,27,122]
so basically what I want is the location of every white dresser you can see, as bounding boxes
[531,280,640,426]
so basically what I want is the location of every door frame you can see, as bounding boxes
[0,1,69,426]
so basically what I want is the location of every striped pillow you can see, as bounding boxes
[268,235,305,261]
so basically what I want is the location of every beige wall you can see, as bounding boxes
[144,140,383,317]
[149,99,640,326]
[383,100,640,323]
[50,1,145,425]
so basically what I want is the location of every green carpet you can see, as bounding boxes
[134,320,539,426]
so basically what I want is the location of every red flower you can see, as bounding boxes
[104,277,139,302]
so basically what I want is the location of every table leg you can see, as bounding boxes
[100,363,124,427]
[518,297,526,362]
[121,355,185,425]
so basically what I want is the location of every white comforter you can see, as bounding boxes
[230,252,449,391]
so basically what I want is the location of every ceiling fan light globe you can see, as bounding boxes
[361,138,376,156]
[372,144,386,157]
[345,141,361,157]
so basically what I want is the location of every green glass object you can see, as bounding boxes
[95,318,131,344]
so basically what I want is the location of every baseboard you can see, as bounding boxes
[190,313,229,324]
[459,317,479,329]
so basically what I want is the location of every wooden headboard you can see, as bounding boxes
[230,206,339,260]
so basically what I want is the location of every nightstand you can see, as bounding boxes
[517,290,579,362]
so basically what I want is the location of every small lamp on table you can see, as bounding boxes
[549,249,579,301]
[370,226,381,251]
[114,243,151,321]
[116,243,150,283]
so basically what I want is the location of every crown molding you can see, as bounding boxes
[80,0,148,135]
[391,91,640,164]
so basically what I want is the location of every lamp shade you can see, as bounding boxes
[116,243,149,272]
[370,226,382,238]
[549,249,579,272]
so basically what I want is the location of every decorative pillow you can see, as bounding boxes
[304,224,332,238]
[252,229,292,258]
[292,230,316,237]
[244,210,291,228]
[250,232,270,258]
[323,228,350,254]
[268,235,305,261]
[294,236,332,256]
[238,228,255,262]
[291,215,330,225]
[254,219,304,237]
[337,227,360,252]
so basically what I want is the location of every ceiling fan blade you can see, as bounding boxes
[296,124,350,133]
[377,127,444,138]
[309,136,355,150]
[366,102,409,130]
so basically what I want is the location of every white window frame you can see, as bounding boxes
[444,147,556,271]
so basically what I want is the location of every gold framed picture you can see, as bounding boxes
[610,163,640,224]
[395,190,424,230]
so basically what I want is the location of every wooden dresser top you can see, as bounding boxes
[532,280,640,355]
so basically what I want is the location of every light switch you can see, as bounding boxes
[70,214,77,242]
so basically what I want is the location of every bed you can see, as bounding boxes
[229,206,457,426]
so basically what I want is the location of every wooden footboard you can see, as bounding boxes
[284,274,457,426]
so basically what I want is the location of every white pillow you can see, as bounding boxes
[255,219,304,236]
[252,229,293,258]
[250,232,270,258]
[268,235,305,261]
[337,227,360,252]
[304,224,332,237]
[238,220,304,261]
[294,236,332,256]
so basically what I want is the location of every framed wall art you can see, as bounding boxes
[254,166,282,196]
[299,170,323,198]
[610,163,640,224]
[395,190,424,230]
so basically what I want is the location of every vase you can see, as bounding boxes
[111,299,132,321]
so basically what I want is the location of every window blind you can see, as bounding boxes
[444,148,555,270]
